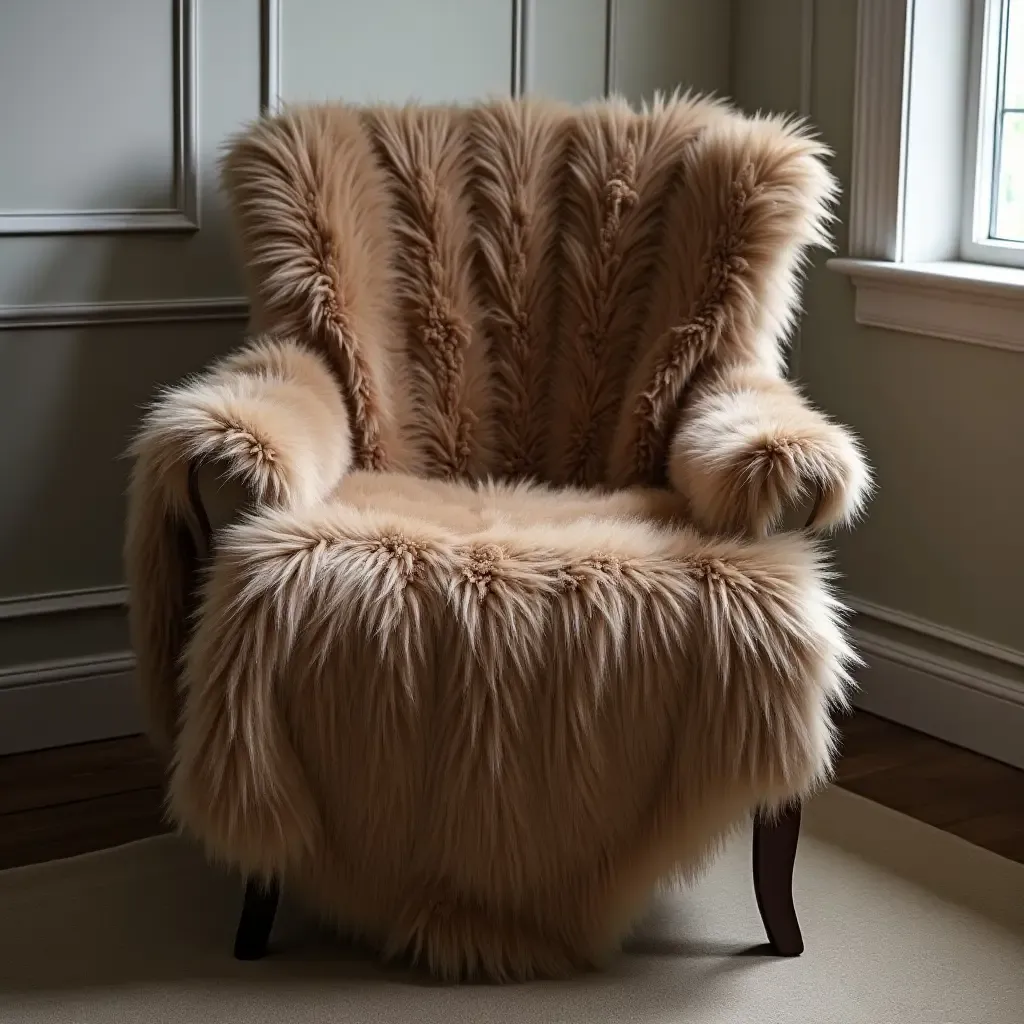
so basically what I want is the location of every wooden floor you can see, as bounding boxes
[0,710,1022,871]
[834,712,1024,861]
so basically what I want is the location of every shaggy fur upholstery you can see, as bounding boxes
[126,94,870,980]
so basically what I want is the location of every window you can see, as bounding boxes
[831,0,1024,353]
[964,0,1024,266]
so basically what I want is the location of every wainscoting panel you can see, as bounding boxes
[0,0,731,754]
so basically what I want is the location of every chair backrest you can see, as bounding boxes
[222,95,835,489]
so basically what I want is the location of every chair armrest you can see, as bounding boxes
[668,366,872,537]
[132,335,353,515]
[125,335,352,754]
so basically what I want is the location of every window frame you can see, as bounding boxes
[829,0,1024,354]
[962,0,1024,268]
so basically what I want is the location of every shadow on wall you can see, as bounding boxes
[0,179,247,600]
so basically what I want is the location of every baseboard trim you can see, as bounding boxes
[0,654,142,755]
[0,651,136,689]
[848,596,1024,671]
[852,624,1024,770]
[3,609,1020,768]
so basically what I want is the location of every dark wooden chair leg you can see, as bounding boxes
[752,803,804,956]
[234,876,280,960]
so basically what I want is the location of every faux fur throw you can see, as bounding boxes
[126,95,871,981]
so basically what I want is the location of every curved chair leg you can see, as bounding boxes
[752,803,804,956]
[234,876,280,960]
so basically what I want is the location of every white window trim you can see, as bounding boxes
[828,0,1024,353]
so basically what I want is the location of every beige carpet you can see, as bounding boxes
[0,788,1021,1024]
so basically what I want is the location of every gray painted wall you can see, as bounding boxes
[0,0,731,753]
[730,0,1024,766]
[731,0,1024,651]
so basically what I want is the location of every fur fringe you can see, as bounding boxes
[170,472,853,979]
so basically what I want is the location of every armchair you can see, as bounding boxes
[126,95,869,980]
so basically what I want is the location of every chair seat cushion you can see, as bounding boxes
[169,471,851,979]
[332,468,693,534]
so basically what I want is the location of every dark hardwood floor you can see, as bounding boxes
[0,735,168,870]
[833,712,1024,862]
[0,711,1022,871]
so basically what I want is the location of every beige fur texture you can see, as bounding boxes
[126,95,870,980]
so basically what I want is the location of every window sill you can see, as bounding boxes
[827,258,1024,354]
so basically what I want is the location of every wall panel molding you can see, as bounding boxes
[0,0,199,236]
[604,0,618,95]
[0,585,129,622]
[261,0,282,112]
[0,297,249,330]
[511,0,532,96]
[799,0,814,117]
[171,0,199,228]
